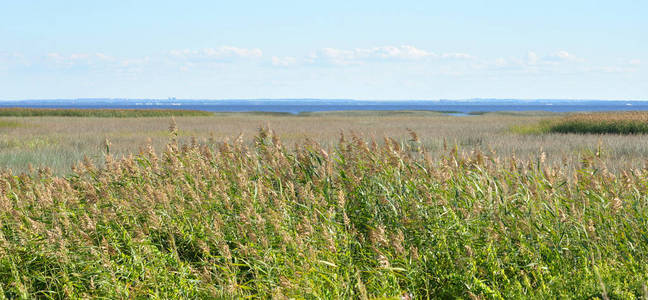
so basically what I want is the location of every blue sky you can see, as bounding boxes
[1,0,646,100]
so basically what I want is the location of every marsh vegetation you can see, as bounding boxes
[1,110,647,174]
[0,108,213,118]
[1,110,648,298]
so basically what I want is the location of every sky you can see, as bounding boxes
[0,0,646,100]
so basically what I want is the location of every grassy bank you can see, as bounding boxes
[0,108,213,118]
[1,128,647,298]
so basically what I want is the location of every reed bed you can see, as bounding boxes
[1,126,647,298]
[0,108,213,118]
[5,112,648,174]
[542,111,648,135]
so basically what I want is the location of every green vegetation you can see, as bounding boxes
[1,127,647,298]
[514,111,648,135]
[0,108,213,118]
[3,112,648,174]
[509,120,553,135]
[550,119,648,134]
[0,120,23,128]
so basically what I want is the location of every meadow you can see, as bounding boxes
[1,110,648,298]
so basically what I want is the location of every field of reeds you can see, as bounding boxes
[514,111,648,135]
[1,123,648,298]
[0,108,213,118]
[3,110,648,175]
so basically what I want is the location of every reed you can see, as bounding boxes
[3,112,648,174]
[546,111,648,134]
[0,126,647,298]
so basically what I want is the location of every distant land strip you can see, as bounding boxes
[0,108,213,118]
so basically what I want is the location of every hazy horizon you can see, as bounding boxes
[1,98,648,102]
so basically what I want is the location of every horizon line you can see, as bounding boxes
[1,98,647,102]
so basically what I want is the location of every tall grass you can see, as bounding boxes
[0,120,22,128]
[1,127,647,298]
[6,112,648,174]
[0,108,213,118]
[531,111,648,135]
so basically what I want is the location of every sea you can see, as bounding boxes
[1,99,647,115]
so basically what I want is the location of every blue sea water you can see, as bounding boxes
[1,99,647,114]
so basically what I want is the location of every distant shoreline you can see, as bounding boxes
[0,99,647,114]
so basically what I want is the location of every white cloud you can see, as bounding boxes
[40,52,153,78]
[527,51,538,65]
[165,47,262,72]
[367,45,435,59]
[550,50,571,60]
[544,50,582,63]
[484,50,643,76]
[118,57,150,68]
[7,48,640,80]
[309,45,476,66]
[441,53,474,59]
[34,46,476,71]
[316,45,436,65]
[271,56,299,67]
[492,50,584,71]
[319,48,357,64]
[38,47,262,74]
[169,46,263,60]
[46,52,113,66]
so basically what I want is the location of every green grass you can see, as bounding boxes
[0,108,213,118]
[509,120,553,135]
[0,120,24,128]
[1,128,647,298]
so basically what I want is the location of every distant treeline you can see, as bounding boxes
[0,108,213,117]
